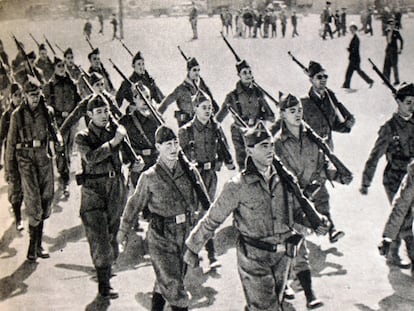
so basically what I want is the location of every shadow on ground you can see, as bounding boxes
[0,261,38,301]
[0,223,24,259]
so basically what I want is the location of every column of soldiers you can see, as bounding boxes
[0,28,413,311]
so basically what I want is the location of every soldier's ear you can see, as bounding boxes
[86,110,93,119]
[155,143,161,152]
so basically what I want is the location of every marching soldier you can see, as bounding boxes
[117,126,199,311]
[64,47,89,98]
[14,51,45,87]
[88,48,115,94]
[383,18,403,86]
[43,56,82,197]
[6,78,56,262]
[184,121,329,311]
[360,82,414,267]
[75,94,141,299]
[179,92,235,268]
[35,44,54,82]
[301,61,355,149]
[60,72,122,137]
[158,56,218,127]
[116,51,164,109]
[215,59,274,170]
[321,1,333,40]
[1,83,24,230]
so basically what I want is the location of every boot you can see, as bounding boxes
[12,202,23,231]
[97,266,119,299]
[37,221,50,259]
[151,292,166,311]
[27,225,38,262]
[387,238,411,269]
[297,270,323,309]
[171,307,188,311]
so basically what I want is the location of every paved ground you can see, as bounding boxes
[1,12,414,311]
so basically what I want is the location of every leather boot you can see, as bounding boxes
[151,292,166,311]
[297,270,323,309]
[27,225,38,262]
[37,221,50,258]
[97,266,119,299]
[12,202,23,231]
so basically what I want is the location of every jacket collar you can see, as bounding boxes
[192,116,212,131]
[243,157,276,186]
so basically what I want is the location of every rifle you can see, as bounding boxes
[29,33,41,48]
[85,36,94,50]
[43,35,56,55]
[54,43,64,54]
[287,51,308,73]
[12,34,36,77]
[108,58,212,211]
[117,38,133,57]
[368,58,396,95]
[227,106,326,230]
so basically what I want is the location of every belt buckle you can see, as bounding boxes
[248,118,255,126]
[175,214,186,224]
[203,162,211,170]
[180,114,186,121]
[142,149,151,156]
[62,111,69,117]
[33,140,41,147]
[108,171,116,178]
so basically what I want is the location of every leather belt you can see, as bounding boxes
[197,160,215,171]
[81,170,119,179]
[240,235,285,252]
[16,140,47,149]
[152,212,188,225]
[140,149,153,156]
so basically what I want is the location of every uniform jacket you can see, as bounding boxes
[386,29,403,53]
[120,159,198,232]
[301,87,353,146]
[66,64,81,81]
[362,114,414,187]
[36,57,54,82]
[89,65,115,93]
[115,71,164,106]
[383,161,414,240]
[348,34,361,64]
[186,157,310,253]
[43,73,81,126]
[0,100,19,144]
[216,81,275,126]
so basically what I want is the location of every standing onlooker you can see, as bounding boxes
[365,8,373,36]
[270,9,277,38]
[98,10,104,35]
[381,6,392,36]
[340,7,347,36]
[224,8,233,36]
[280,9,287,38]
[83,18,92,40]
[322,1,333,40]
[189,2,198,40]
[383,18,403,86]
[333,9,341,37]
[394,7,402,29]
[291,10,299,37]
[110,13,118,40]
[342,24,374,89]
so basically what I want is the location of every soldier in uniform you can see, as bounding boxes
[340,8,347,36]
[116,51,164,109]
[14,51,45,87]
[1,83,24,230]
[301,61,355,149]
[360,82,414,267]
[6,78,55,262]
[35,44,54,82]
[379,159,414,272]
[117,126,199,311]
[274,94,350,309]
[158,56,218,127]
[179,92,235,268]
[75,94,141,299]
[0,39,11,113]
[184,121,329,311]
[321,1,333,40]
[43,56,82,197]
[383,18,403,86]
[64,47,89,98]
[60,72,122,137]
[88,48,115,94]
[215,59,274,170]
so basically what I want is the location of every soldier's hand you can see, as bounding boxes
[378,238,392,256]
[116,229,128,253]
[111,125,127,147]
[359,185,369,195]
[183,249,200,268]
[131,156,145,173]
[315,216,330,236]
[226,162,236,170]
[338,173,353,185]
[345,116,356,129]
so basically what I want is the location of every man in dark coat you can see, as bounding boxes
[383,18,403,86]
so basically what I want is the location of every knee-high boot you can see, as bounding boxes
[151,292,166,311]
[37,221,50,258]
[297,270,323,309]
[27,225,38,262]
[97,266,119,299]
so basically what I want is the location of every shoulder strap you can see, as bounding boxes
[131,113,153,147]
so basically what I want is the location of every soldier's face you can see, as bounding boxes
[248,138,275,168]
[65,54,74,65]
[188,66,200,81]
[133,59,145,75]
[93,80,105,94]
[55,62,66,76]
[26,89,41,109]
[194,100,212,123]
[88,106,109,127]
[157,139,179,162]
[91,54,101,67]
[39,50,47,59]
[310,71,328,91]
[239,67,253,85]
[133,90,151,116]
[12,90,23,105]
[398,96,414,115]
[281,103,303,128]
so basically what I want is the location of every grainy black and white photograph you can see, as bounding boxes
[0,0,414,310]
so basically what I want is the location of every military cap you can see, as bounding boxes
[326,1,331,5]
[89,72,104,86]
[39,43,46,51]
[187,57,199,71]
[88,48,100,60]
[27,51,36,60]
[243,121,272,147]
[236,59,250,73]
[10,82,21,95]
[308,61,325,77]
[155,126,177,144]
[64,48,73,57]
[132,51,144,65]
[279,93,300,110]
[23,76,41,93]
[87,94,108,111]
[53,56,64,66]
[396,82,414,100]
[192,90,210,106]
